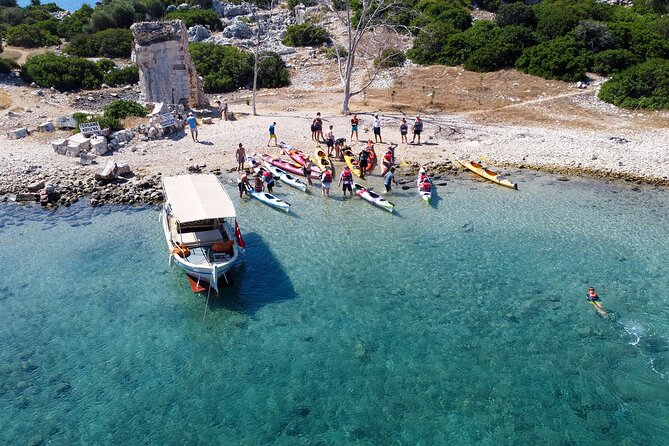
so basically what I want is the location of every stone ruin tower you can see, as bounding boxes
[130,20,208,108]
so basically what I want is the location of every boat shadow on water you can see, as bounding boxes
[195,232,298,314]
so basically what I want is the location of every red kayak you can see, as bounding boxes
[259,153,321,179]
[279,141,309,167]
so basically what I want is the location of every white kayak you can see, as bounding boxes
[263,162,308,192]
[417,174,433,203]
[352,182,395,213]
[245,184,291,212]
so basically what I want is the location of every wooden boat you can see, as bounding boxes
[263,162,308,192]
[161,174,244,292]
[278,141,309,167]
[457,159,518,190]
[245,184,291,212]
[352,182,395,213]
[417,173,433,203]
[343,148,362,178]
[312,147,334,176]
[259,153,321,179]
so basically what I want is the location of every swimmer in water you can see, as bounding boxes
[587,287,607,316]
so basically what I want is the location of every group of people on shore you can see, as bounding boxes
[313,113,425,146]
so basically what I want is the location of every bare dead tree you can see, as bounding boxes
[321,0,408,114]
[241,0,277,116]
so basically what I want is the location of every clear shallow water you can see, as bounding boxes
[1,171,668,445]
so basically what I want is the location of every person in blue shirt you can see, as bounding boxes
[267,122,277,147]
[186,112,198,142]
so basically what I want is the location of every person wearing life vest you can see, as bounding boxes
[586,287,607,316]
[412,116,423,144]
[253,175,264,193]
[382,149,393,176]
[421,179,431,192]
[339,166,353,197]
[321,167,333,196]
[261,169,275,193]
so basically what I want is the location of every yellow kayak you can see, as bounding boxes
[312,147,334,176]
[457,159,518,190]
[343,148,362,177]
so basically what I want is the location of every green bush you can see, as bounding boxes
[257,52,290,89]
[473,0,501,12]
[321,45,348,60]
[411,0,472,32]
[282,23,330,47]
[598,58,669,109]
[574,20,613,52]
[104,99,148,119]
[515,35,589,81]
[407,22,459,65]
[57,4,94,39]
[533,1,583,40]
[96,58,117,74]
[104,65,139,86]
[464,25,537,72]
[5,24,60,48]
[64,28,133,58]
[591,49,637,75]
[0,57,20,74]
[163,9,223,30]
[496,2,536,28]
[73,112,122,132]
[374,48,406,68]
[190,42,254,93]
[440,20,499,66]
[21,53,103,91]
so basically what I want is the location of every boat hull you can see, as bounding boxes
[353,182,395,213]
[260,154,321,179]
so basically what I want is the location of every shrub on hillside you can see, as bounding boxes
[598,58,669,109]
[96,59,117,74]
[57,4,94,39]
[496,2,536,28]
[321,45,348,60]
[464,25,537,72]
[374,48,406,68]
[256,52,290,89]
[440,20,499,66]
[21,53,103,91]
[104,99,148,119]
[0,57,20,74]
[64,29,133,58]
[282,23,329,47]
[410,0,472,32]
[5,24,60,48]
[163,9,223,30]
[591,49,637,75]
[104,65,139,86]
[190,42,254,93]
[515,35,589,81]
[73,112,122,132]
[407,22,458,65]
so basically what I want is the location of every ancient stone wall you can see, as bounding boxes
[130,20,207,108]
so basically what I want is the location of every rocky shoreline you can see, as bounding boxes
[3,154,664,212]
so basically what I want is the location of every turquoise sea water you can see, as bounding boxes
[1,170,668,445]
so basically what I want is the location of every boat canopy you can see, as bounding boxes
[163,174,236,223]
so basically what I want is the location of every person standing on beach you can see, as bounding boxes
[412,116,423,144]
[373,115,382,143]
[220,100,229,121]
[267,122,277,146]
[350,114,359,141]
[236,143,246,172]
[321,168,332,196]
[186,112,198,142]
[339,165,353,197]
[312,112,323,142]
[400,118,408,144]
[325,125,335,156]
[384,167,398,193]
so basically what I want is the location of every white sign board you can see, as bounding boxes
[79,122,101,137]
[159,113,176,128]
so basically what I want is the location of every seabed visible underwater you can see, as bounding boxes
[1,171,668,445]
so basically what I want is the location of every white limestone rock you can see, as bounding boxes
[8,128,28,139]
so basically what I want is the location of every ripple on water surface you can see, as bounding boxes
[0,172,668,445]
